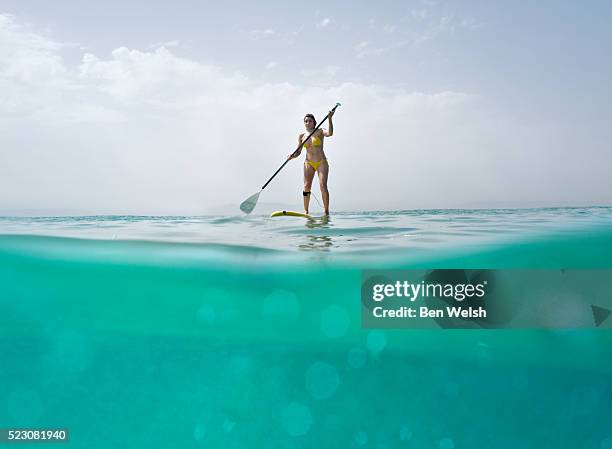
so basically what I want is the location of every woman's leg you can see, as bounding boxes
[318,161,330,215]
[303,162,316,214]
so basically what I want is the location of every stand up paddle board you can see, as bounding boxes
[271,210,312,219]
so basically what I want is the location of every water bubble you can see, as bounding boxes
[263,289,301,319]
[569,385,600,416]
[199,288,236,323]
[439,437,455,449]
[366,330,387,355]
[320,304,350,338]
[193,424,206,441]
[45,330,94,375]
[6,388,43,423]
[229,355,253,376]
[400,426,413,441]
[196,304,216,324]
[282,402,312,436]
[223,418,236,433]
[355,431,368,445]
[305,361,339,400]
[347,347,367,369]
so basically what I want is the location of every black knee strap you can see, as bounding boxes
[303,191,311,197]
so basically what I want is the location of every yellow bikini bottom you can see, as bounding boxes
[304,159,328,171]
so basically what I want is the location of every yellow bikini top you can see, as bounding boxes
[303,135,322,148]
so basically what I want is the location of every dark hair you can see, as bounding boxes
[304,114,317,126]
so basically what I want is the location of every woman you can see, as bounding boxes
[288,109,335,215]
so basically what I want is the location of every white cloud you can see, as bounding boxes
[459,18,485,30]
[354,41,374,58]
[413,14,454,46]
[367,18,395,34]
[301,65,341,84]
[316,18,333,28]
[148,39,181,49]
[78,46,248,107]
[250,28,276,39]
[353,39,409,59]
[265,61,277,70]
[358,10,470,57]
[1,13,608,214]
[0,13,69,86]
[411,8,429,20]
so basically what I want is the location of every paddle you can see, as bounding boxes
[239,102,341,214]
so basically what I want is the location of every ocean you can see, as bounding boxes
[1,207,612,448]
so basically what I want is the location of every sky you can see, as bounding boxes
[1,1,611,214]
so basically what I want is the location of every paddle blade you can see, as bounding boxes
[240,191,261,214]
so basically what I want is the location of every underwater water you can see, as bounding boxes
[1,207,612,448]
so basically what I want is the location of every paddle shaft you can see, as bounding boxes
[261,104,339,190]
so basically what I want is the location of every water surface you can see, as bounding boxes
[1,207,611,448]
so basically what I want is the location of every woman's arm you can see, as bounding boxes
[323,110,334,137]
[288,134,304,159]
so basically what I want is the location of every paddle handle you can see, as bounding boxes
[261,103,340,190]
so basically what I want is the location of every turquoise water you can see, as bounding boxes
[1,208,612,448]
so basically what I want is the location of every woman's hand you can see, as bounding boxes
[288,148,301,160]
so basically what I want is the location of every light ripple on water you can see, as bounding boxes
[0,207,611,254]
